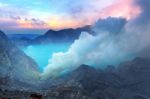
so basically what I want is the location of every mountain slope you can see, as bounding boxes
[42,58,150,99]
[0,30,40,88]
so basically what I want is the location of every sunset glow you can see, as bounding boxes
[0,0,142,33]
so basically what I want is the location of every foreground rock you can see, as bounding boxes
[37,57,150,99]
[1,56,150,99]
[0,30,40,90]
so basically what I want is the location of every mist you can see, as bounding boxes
[40,0,150,79]
[41,18,132,78]
[22,43,71,71]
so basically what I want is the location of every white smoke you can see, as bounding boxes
[42,0,150,79]
[42,27,131,78]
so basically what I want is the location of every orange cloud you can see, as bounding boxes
[46,15,90,30]
[15,19,48,29]
[17,19,33,29]
[0,17,48,30]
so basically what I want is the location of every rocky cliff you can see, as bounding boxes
[41,58,150,99]
[0,30,40,89]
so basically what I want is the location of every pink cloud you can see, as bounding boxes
[99,0,141,20]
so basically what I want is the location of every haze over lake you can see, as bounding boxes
[22,43,71,71]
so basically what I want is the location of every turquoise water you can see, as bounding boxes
[22,43,71,71]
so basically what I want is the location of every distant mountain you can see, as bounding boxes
[33,26,92,44]
[10,37,32,47]
[0,30,40,89]
[7,26,92,47]
[9,17,127,46]
[7,34,40,39]
[8,34,40,47]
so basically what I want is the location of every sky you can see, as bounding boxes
[0,0,141,34]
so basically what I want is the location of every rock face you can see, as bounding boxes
[44,86,90,99]
[41,58,150,99]
[117,57,150,98]
[0,30,40,88]
[1,57,150,99]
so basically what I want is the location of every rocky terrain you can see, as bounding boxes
[0,30,40,89]
[41,59,150,99]
[1,30,150,99]
[1,57,150,99]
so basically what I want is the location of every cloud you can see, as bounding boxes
[0,2,48,34]
[46,0,140,30]
[0,0,141,33]
[130,0,150,25]
[0,18,48,34]
[93,17,127,34]
[99,0,141,20]
[123,0,150,56]
[10,16,21,20]
[42,32,105,78]
[42,0,150,79]
[42,17,130,78]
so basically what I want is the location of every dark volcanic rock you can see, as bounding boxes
[45,86,90,99]
[66,65,107,92]
[117,57,150,97]
[45,58,150,99]
[1,57,150,99]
